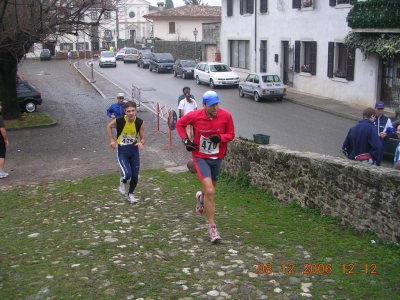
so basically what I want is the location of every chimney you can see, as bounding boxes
[157,2,165,12]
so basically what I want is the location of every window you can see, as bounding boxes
[169,22,175,34]
[327,42,355,81]
[230,40,250,69]
[329,0,356,7]
[260,0,268,13]
[76,43,87,51]
[91,12,97,20]
[240,0,254,15]
[227,0,233,16]
[245,74,254,82]
[294,40,317,75]
[292,0,313,9]
[60,43,73,51]
[104,11,111,19]
[254,75,260,84]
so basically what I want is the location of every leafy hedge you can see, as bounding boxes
[347,0,400,29]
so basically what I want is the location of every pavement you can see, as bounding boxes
[1,58,397,189]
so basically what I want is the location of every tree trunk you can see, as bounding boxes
[0,51,22,120]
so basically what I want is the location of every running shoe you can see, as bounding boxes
[0,172,9,178]
[128,194,138,204]
[209,225,221,243]
[118,178,126,195]
[196,191,204,215]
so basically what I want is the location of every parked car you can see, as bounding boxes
[239,73,286,102]
[194,62,239,88]
[99,51,116,68]
[17,80,43,113]
[149,53,175,73]
[385,118,400,157]
[115,48,126,61]
[123,48,139,63]
[173,59,197,79]
[137,52,152,68]
[40,49,51,61]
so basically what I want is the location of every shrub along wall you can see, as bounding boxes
[222,139,400,244]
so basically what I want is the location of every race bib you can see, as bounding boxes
[120,134,136,146]
[199,135,220,155]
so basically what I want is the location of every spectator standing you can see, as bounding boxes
[107,93,126,119]
[342,107,383,164]
[178,86,195,107]
[67,50,72,66]
[178,91,198,141]
[106,101,145,203]
[394,124,400,170]
[176,91,235,243]
[0,105,9,178]
[373,101,393,166]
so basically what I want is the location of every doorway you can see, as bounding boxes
[282,41,294,87]
[259,40,267,72]
[381,58,400,114]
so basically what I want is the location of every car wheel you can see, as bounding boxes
[149,66,152,71]
[254,92,260,102]
[239,87,244,98]
[137,63,140,67]
[156,67,159,73]
[196,76,201,85]
[174,71,177,77]
[114,64,117,68]
[182,72,186,79]
[209,79,215,89]
[25,101,37,113]
[277,97,283,101]
[124,61,126,64]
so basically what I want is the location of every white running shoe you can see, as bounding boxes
[196,191,204,215]
[118,178,126,195]
[0,172,9,178]
[128,194,138,204]
[209,225,221,243]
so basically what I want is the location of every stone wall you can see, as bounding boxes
[153,40,201,61]
[222,139,400,244]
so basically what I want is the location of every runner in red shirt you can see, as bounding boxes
[176,91,235,242]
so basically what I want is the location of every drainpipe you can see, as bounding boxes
[254,0,257,73]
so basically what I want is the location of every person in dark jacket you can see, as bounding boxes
[342,107,383,164]
[373,101,393,166]
[107,93,126,119]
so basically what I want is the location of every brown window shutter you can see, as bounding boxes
[346,47,356,81]
[295,40,301,73]
[310,41,317,75]
[293,0,301,9]
[329,0,336,7]
[327,42,334,78]
[169,22,175,33]
[240,0,243,15]
[227,0,233,16]
[260,0,268,13]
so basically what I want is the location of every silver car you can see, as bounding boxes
[239,73,286,102]
[123,48,139,63]
[99,51,116,68]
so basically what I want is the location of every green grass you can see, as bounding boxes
[4,112,53,128]
[0,170,399,299]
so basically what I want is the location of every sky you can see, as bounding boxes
[148,0,222,7]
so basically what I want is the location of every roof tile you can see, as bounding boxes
[144,4,221,19]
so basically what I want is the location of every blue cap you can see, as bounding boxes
[375,101,385,109]
[203,91,220,106]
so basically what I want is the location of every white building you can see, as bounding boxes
[220,0,386,108]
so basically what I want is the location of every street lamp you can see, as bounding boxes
[193,28,198,62]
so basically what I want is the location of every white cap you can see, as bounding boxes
[117,93,125,98]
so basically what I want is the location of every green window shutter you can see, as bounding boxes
[295,40,301,73]
[69,43,73,50]
[327,42,334,78]
[310,41,317,75]
[227,0,233,16]
[329,0,336,7]
[346,47,356,81]
[260,0,268,13]
[293,0,301,9]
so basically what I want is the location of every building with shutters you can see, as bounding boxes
[219,0,391,108]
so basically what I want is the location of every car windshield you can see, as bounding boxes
[141,54,151,58]
[157,54,174,62]
[210,64,232,72]
[102,52,114,57]
[262,75,281,83]
[182,61,196,68]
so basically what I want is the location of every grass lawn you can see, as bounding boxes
[0,170,399,299]
[3,112,53,129]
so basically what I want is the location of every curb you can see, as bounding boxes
[6,120,58,131]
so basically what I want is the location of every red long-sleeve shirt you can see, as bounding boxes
[176,108,235,159]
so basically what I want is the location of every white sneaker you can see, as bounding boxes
[128,194,138,204]
[0,172,9,178]
[209,224,221,243]
[118,179,126,195]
